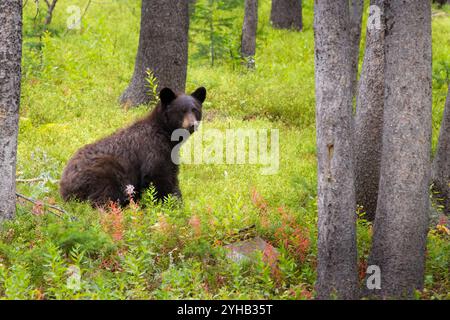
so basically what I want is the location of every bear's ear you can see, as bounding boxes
[191,87,206,104]
[160,88,176,106]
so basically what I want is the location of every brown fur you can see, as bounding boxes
[59,87,206,207]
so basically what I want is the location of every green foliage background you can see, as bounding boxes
[0,0,448,299]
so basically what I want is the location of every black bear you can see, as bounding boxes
[59,87,206,207]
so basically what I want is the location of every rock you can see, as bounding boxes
[224,236,279,263]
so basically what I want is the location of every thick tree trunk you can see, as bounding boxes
[349,0,364,98]
[314,0,358,300]
[270,0,302,31]
[367,1,432,299]
[432,86,450,215]
[241,0,258,68]
[354,0,385,221]
[0,0,23,221]
[120,0,189,107]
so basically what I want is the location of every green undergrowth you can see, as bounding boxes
[0,0,448,299]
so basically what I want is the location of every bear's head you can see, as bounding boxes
[159,87,206,134]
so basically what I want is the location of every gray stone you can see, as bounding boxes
[224,237,279,264]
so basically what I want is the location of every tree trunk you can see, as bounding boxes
[120,0,189,107]
[241,0,258,68]
[354,0,385,221]
[432,86,450,215]
[0,0,23,221]
[349,0,364,98]
[270,0,302,31]
[367,1,432,299]
[314,0,358,300]
[433,0,450,7]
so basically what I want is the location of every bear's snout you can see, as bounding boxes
[182,113,199,133]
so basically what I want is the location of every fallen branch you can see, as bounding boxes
[432,11,449,17]
[16,178,47,183]
[16,192,75,221]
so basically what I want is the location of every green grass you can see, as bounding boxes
[0,0,448,299]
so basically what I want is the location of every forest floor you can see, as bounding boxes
[0,0,449,299]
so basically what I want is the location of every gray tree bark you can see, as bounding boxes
[241,0,258,68]
[314,0,358,300]
[432,86,450,215]
[270,0,302,31]
[0,0,23,222]
[120,0,189,107]
[367,0,432,299]
[354,0,385,221]
[349,0,364,98]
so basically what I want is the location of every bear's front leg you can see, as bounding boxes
[140,172,181,201]
[172,183,182,200]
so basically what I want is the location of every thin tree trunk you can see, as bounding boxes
[314,0,358,300]
[271,0,302,31]
[44,0,58,26]
[120,0,189,107]
[241,0,258,68]
[367,0,432,299]
[354,0,385,221]
[0,0,23,221]
[433,0,450,7]
[432,86,450,215]
[349,0,364,98]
